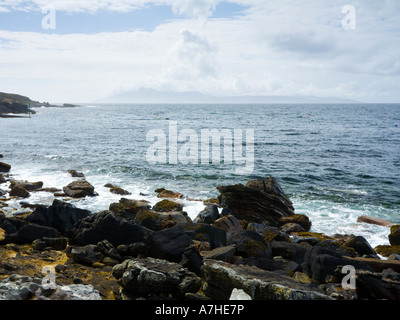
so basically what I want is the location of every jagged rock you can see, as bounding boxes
[96,240,122,262]
[116,242,148,258]
[32,237,68,251]
[271,241,311,265]
[70,210,150,247]
[180,244,203,276]
[217,176,294,226]
[70,245,104,266]
[112,257,201,299]
[202,245,236,263]
[344,235,376,257]
[194,205,220,224]
[25,199,92,235]
[184,223,226,250]
[134,209,191,231]
[0,274,101,300]
[278,214,312,231]
[214,215,243,236]
[0,162,11,173]
[201,260,330,300]
[356,269,400,300]
[63,180,97,198]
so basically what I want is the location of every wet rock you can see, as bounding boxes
[217,176,294,226]
[110,187,131,196]
[389,225,400,246]
[25,199,92,235]
[70,210,150,247]
[156,189,183,199]
[357,215,394,227]
[0,162,11,173]
[227,230,270,259]
[147,225,193,262]
[63,180,98,198]
[68,170,85,178]
[9,180,43,191]
[194,205,219,224]
[9,185,30,198]
[201,260,330,300]
[112,257,202,299]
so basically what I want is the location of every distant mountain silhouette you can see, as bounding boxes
[97,88,360,104]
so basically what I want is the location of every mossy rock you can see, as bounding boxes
[375,245,400,257]
[203,198,219,206]
[152,199,183,212]
[292,232,334,242]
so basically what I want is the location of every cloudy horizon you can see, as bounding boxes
[0,0,399,103]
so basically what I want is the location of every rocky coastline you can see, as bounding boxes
[1,157,400,301]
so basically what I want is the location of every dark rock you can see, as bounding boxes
[70,210,150,247]
[217,176,294,226]
[184,223,226,250]
[389,225,400,246]
[112,257,201,299]
[96,240,122,262]
[9,180,43,191]
[25,199,92,235]
[68,170,85,178]
[227,230,271,259]
[202,245,236,263]
[5,223,61,244]
[233,257,285,272]
[32,237,67,251]
[63,180,98,198]
[194,205,220,224]
[70,245,104,266]
[147,225,193,262]
[344,235,376,256]
[9,185,30,198]
[180,244,203,276]
[0,174,6,184]
[110,187,131,196]
[117,242,148,258]
[201,260,330,300]
[271,241,311,265]
[0,162,11,173]
[356,270,400,300]
[134,209,191,231]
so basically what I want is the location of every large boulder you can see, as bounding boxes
[184,223,226,250]
[5,223,61,244]
[201,260,330,300]
[109,198,151,217]
[194,205,220,224]
[227,230,270,259]
[134,209,191,231]
[63,180,98,198]
[112,257,202,299]
[9,185,30,198]
[9,180,43,191]
[217,176,295,226]
[25,199,92,235]
[69,210,150,247]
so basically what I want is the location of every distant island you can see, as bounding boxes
[97,88,361,104]
[0,92,81,117]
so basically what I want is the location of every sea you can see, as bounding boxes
[1,103,400,249]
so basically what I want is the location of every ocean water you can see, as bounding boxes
[1,103,400,248]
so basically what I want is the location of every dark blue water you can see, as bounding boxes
[1,103,400,247]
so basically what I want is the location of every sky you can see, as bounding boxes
[0,0,399,103]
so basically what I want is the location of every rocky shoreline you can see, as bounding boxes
[1,158,400,300]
